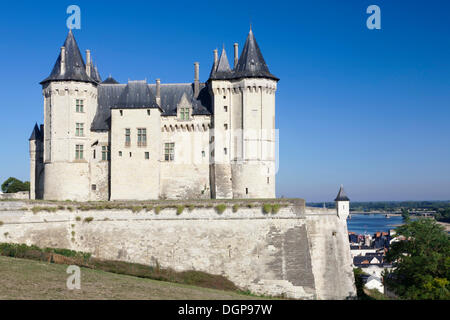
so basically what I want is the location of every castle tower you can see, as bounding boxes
[39,30,99,201]
[335,185,350,219]
[209,29,278,199]
[29,124,43,199]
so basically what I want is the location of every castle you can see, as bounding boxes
[29,29,278,201]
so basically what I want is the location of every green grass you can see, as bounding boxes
[0,255,264,300]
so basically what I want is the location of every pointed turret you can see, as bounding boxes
[335,185,350,201]
[90,63,102,83]
[209,47,233,80]
[29,123,41,141]
[233,29,278,81]
[102,75,119,84]
[40,30,96,85]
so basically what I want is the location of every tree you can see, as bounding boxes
[384,218,450,299]
[1,177,30,193]
[401,208,410,221]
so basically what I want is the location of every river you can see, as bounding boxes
[346,213,405,235]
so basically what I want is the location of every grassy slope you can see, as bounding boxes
[0,256,260,300]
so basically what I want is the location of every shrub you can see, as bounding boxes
[71,231,75,236]
[131,206,143,213]
[215,204,227,214]
[188,204,195,212]
[176,205,185,215]
[57,205,65,210]
[272,204,281,214]
[144,205,153,212]
[154,206,161,214]
[83,217,94,223]
[232,204,239,213]
[262,204,272,214]
[0,221,3,226]
[67,206,74,212]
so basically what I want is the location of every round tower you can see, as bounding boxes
[219,29,279,199]
[40,30,98,201]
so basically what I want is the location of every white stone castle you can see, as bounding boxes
[29,29,278,201]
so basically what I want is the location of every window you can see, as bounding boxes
[223,96,226,99]
[180,108,189,120]
[91,184,96,191]
[224,106,228,112]
[202,151,205,157]
[120,110,123,116]
[101,146,109,161]
[129,152,132,157]
[145,152,149,159]
[224,124,228,130]
[224,148,227,155]
[147,110,151,116]
[137,128,147,147]
[75,144,84,160]
[75,123,84,136]
[267,177,270,184]
[125,128,131,146]
[76,99,84,113]
[246,188,248,195]
[119,151,122,157]
[164,143,175,161]
[93,149,96,159]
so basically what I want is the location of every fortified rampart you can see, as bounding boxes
[0,199,355,299]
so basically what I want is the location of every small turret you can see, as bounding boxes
[335,185,350,219]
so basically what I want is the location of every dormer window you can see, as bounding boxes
[179,107,190,121]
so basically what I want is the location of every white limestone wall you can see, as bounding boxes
[110,108,161,200]
[160,115,211,199]
[0,201,356,299]
[305,211,356,300]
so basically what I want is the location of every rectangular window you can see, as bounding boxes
[91,184,96,191]
[164,143,175,161]
[267,177,270,184]
[76,99,84,113]
[75,123,84,136]
[93,149,96,159]
[101,146,107,161]
[246,188,248,195]
[125,128,131,146]
[75,144,84,160]
[137,128,147,147]
[147,110,151,116]
[224,123,228,130]
[202,151,205,157]
[145,152,149,159]
[224,106,228,112]
[224,148,227,155]
[180,108,189,120]
[119,151,122,157]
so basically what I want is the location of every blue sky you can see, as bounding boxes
[0,0,449,202]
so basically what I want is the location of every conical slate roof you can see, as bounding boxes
[335,185,350,201]
[232,29,278,81]
[102,75,119,84]
[40,30,96,85]
[209,47,232,80]
[29,123,41,141]
[90,63,102,83]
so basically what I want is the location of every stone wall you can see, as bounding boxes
[0,191,30,200]
[0,200,355,299]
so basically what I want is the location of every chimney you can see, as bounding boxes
[86,50,91,77]
[156,79,161,106]
[234,43,238,68]
[213,49,218,69]
[194,62,200,98]
[60,46,66,75]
